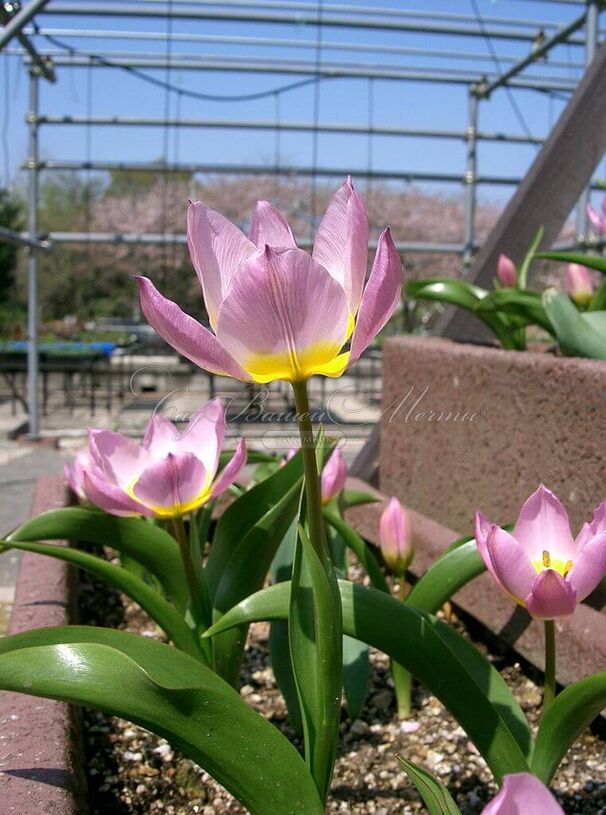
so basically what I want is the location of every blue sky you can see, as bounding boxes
[2,0,603,208]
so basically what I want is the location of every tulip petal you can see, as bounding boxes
[88,429,149,490]
[526,569,577,619]
[482,773,564,815]
[142,413,180,457]
[211,437,247,498]
[132,452,211,517]
[313,177,369,315]
[216,246,350,383]
[173,397,226,478]
[187,201,256,328]
[513,485,575,563]
[567,530,606,600]
[84,468,148,517]
[249,201,297,249]
[349,228,403,366]
[487,526,536,603]
[474,512,503,587]
[589,498,606,538]
[136,276,249,381]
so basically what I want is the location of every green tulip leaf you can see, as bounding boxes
[406,540,485,614]
[542,289,606,359]
[205,580,532,781]
[9,508,189,611]
[531,671,606,784]
[398,757,462,815]
[535,251,606,276]
[0,538,201,659]
[289,525,343,801]
[0,626,324,815]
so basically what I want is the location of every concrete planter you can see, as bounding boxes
[0,475,87,815]
[380,336,606,534]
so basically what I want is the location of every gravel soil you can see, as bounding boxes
[79,565,606,815]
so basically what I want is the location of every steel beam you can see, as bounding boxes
[576,0,601,242]
[33,114,548,145]
[21,27,587,71]
[0,0,50,49]
[38,4,590,45]
[26,69,40,439]
[479,11,588,97]
[31,54,579,93]
[0,224,48,250]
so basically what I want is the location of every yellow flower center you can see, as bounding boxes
[532,549,573,578]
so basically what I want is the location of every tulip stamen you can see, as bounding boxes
[542,550,551,568]
[563,559,573,578]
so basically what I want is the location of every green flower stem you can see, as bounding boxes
[291,380,328,564]
[392,577,413,718]
[172,515,208,629]
[543,619,557,712]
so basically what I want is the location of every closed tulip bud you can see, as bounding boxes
[379,497,413,575]
[476,485,606,620]
[482,773,564,814]
[321,448,347,504]
[566,263,593,308]
[497,254,517,288]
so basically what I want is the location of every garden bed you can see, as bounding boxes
[79,548,606,815]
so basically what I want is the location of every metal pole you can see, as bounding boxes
[26,68,40,439]
[0,0,50,50]
[576,0,600,244]
[463,87,479,269]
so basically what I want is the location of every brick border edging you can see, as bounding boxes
[344,477,606,692]
[0,474,88,814]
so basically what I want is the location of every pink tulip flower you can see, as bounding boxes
[497,254,517,288]
[475,485,606,620]
[482,773,564,814]
[379,497,413,575]
[84,398,246,518]
[64,447,92,501]
[321,448,348,505]
[565,263,594,308]
[586,198,606,234]
[136,178,403,384]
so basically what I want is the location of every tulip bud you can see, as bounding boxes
[321,448,347,505]
[566,263,593,309]
[379,497,413,575]
[281,447,297,467]
[496,254,517,288]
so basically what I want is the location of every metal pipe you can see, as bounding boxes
[38,4,587,44]
[23,27,587,70]
[463,89,479,268]
[29,231,470,254]
[34,55,579,92]
[576,0,601,242]
[26,68,40,439]
[30,159,528,186]
[480,10,588,97]
[34,114,547,145]
[0,224,48,250]
[0,0,50,50]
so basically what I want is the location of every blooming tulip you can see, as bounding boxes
[84,398,246,519]
[379,497,413,575]
[482,773,564,814]
[64,447,92,501]
[136,178,403,384]
[475,485,606,620]
[321,448,347,505]
[497,254,517,288]
[586,198,606,234]
[565,263,593,308]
